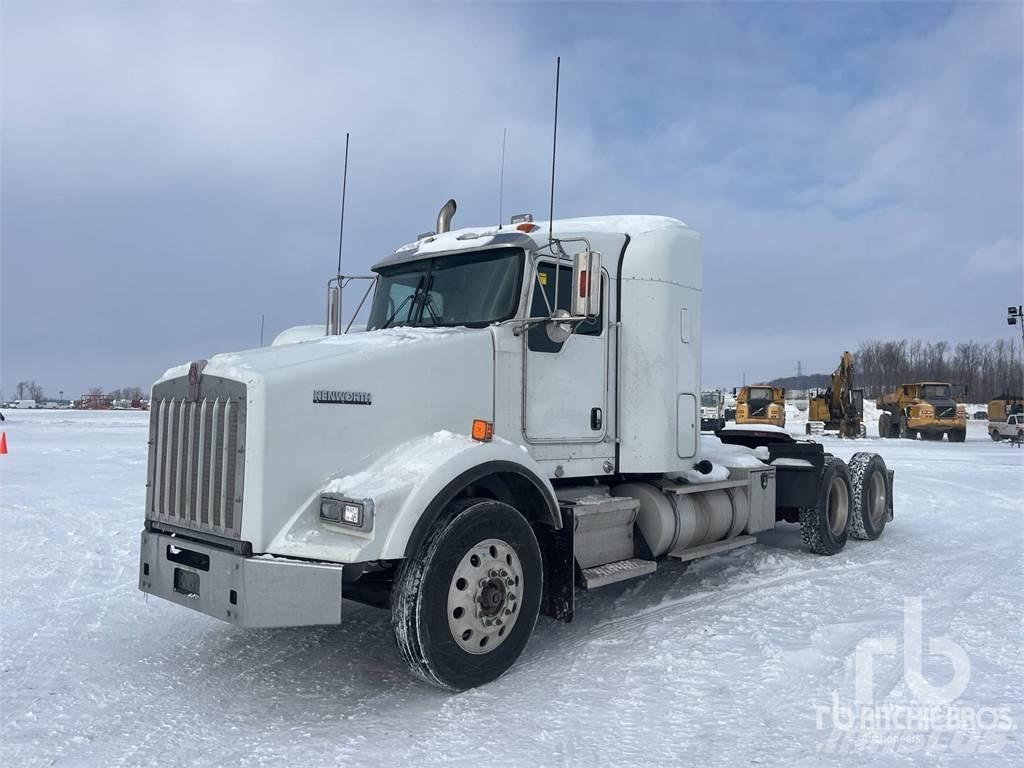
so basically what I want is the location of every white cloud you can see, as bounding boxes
[0,2,1020,393]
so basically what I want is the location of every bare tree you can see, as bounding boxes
[856,338,1024,401]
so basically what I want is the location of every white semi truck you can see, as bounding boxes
[139,205,894,690]
[700,389,726,433]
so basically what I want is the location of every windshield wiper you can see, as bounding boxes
[380,276,424,329]
[422,287,443,327]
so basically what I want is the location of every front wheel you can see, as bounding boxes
[900,418,916,440]
[949,429,966,443]
[391,498,542,690]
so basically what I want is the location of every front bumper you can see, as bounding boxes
[139,531,343,627]
[907,417,966,432]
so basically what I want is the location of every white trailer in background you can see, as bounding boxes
[139,205,894,690]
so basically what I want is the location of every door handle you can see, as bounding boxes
[591,407,603,431]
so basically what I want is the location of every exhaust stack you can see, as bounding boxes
[436,199,457,234]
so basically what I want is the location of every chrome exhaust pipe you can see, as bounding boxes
[436,199,457,233]
[326,280,341,335]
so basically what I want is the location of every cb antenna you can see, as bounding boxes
[548,56,560,244]
[498,127,507,230]
[336,132,350,276]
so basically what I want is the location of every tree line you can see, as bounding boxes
[855,339,1024,402]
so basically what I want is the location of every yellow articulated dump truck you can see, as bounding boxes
[735,385,786,428]
[877,382,966,442]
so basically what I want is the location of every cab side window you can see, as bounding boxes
[527,262,604,353]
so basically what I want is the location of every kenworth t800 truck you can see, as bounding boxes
[139,207,894,690]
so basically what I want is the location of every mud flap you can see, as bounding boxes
[539,506,575,623]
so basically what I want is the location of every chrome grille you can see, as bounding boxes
[146,376,246,540]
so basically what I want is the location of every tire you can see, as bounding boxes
[899,417,916,440]
[799,455,852,555]
[847,452,888,541]
[949,429,966,443]
[990,429,1002,442]
[878,413,889,438]
[391,498,542,690]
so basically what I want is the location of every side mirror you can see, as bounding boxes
[571,250,601,317]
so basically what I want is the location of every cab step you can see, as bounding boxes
[667,534,757,563]
[581,558,657,589]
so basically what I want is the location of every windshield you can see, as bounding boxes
[749,387,773,401]
[701,393,719,407]
[367,248,524,330]
[920,384,951,400]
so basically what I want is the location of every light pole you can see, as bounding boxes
[1009,305,1024,346]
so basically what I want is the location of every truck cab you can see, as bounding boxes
[735,386,786,428]
[138,208,893,690]
[700,390,725,432]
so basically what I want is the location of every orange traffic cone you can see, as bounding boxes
[0,432,7,455]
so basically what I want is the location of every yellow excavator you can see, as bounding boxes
[735,385,786,428]
[807,351,865,438]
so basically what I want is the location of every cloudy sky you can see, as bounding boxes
[2,1,1021,398]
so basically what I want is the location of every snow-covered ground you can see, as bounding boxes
[1,411,1021,766]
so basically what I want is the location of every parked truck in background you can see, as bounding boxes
[138,206,894,690]
[700,390,726,432]
[734,386,786,428]
[988,395,1023,441]
[877,382,966,442]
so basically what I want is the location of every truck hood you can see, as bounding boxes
[155,327,496,552]
[158,327,472,384]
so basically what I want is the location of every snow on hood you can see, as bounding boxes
[157,326,469,384]
[323,429,480,499]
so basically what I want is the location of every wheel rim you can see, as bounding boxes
[828,477,849,536]
[867,471,886,527]
[447,538,523,655]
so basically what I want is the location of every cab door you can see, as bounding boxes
[523,260,608,443]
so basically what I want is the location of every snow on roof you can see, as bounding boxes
[377,214,695,270]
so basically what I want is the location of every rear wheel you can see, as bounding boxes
[391,498,542,690]
[799,456,852,555]
[990,429,1002,442]
[848,452,888,540]
[878,413,890,438]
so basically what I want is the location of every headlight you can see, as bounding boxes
[918,408,934,416]
[320,495,374,531]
